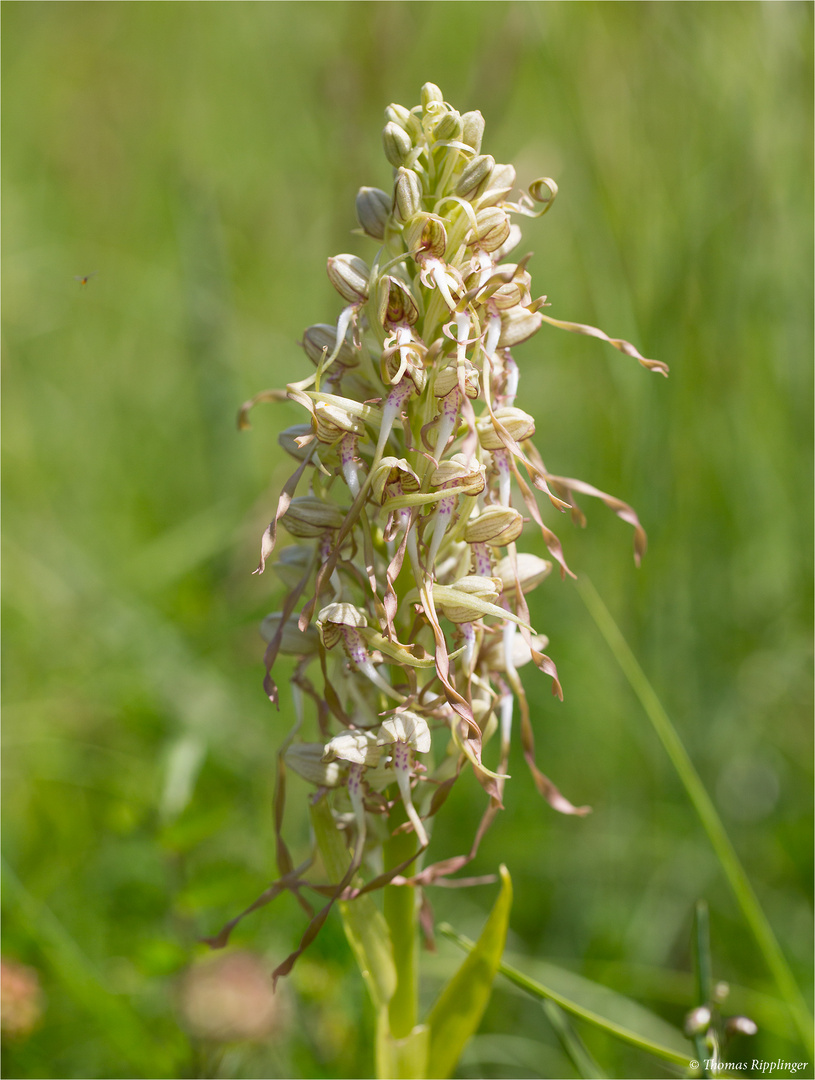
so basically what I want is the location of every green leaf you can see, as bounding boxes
[426,865,512,1080]
[443,929,693,1067]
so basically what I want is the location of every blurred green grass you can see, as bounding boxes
[2,2,812,1077]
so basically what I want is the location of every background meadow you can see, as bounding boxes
[2,3,812,1077]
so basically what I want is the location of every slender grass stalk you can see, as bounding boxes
[576,575,814,1058]
[540,999,607,1079]
[691,901,714,1078]
[441,925,691,1066]
[693,901,713,1008]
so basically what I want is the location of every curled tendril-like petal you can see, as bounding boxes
[540,313,669,376]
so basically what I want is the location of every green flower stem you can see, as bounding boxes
[694,900,712,1008]
[692,901,714,1078]
[384,806,420,1038]
[576,575,814,1058]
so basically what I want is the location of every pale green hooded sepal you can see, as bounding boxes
[425,865,513,1079]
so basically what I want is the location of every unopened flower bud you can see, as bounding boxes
[385,103,422,140]
[476,407,536,449]
[316,602,368,650]
[493,553,552,595]
[497,304,543,347]
[434,575,501,623]
[385,103,412,128]
[470,206,511,252]
[724,1016,757,1038]
[712,981,730,1005]
[393,167,423,224]
[421,82,444,109]
[464,506,524,546]
[260,613,320,656]
[683,1006,712,1037]
[356,186,392,240]
[302,323,359,368]
[383,121,413,167]
[327,254,370,304]
[431,110,461,143]
[285,743,344,787]
[455,154,495,200]
[460,110,485,152]
[403,213,447,261]
[281,497,347,538]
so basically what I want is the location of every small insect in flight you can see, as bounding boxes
[74,271,98,287]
